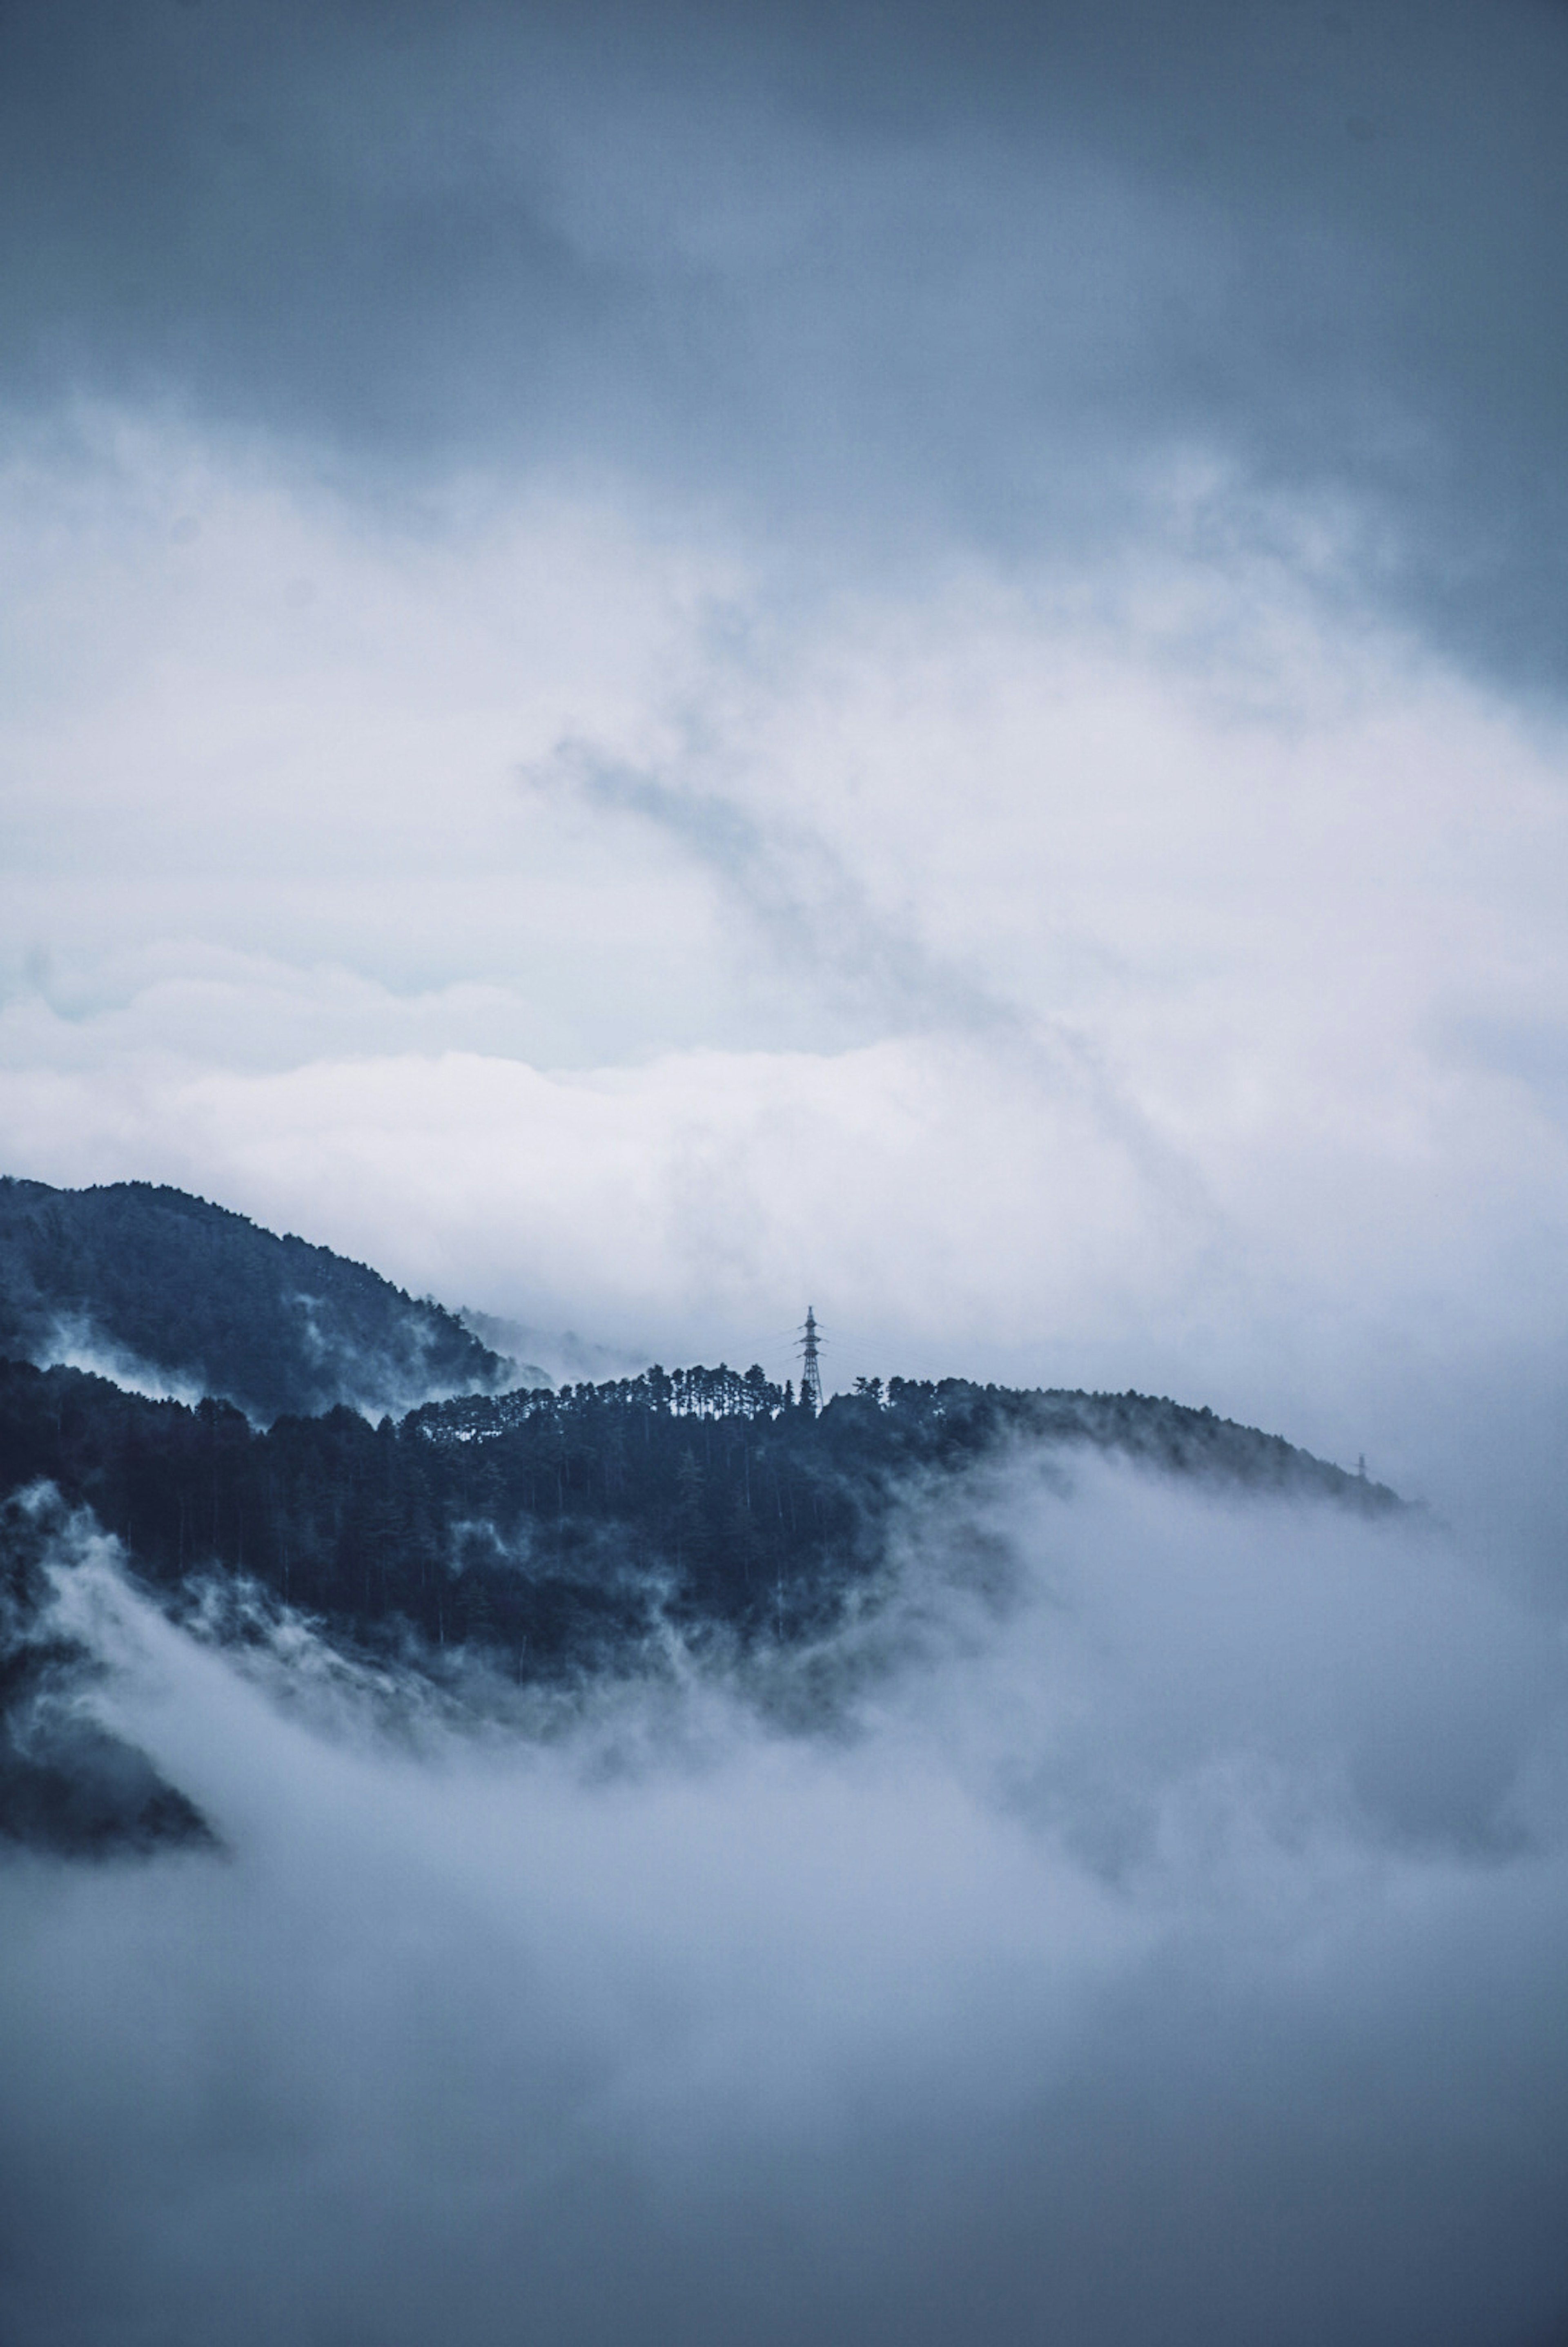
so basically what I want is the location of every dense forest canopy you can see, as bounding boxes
[0,1352,1398,1677]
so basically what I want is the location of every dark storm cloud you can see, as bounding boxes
[4,0,1568,690]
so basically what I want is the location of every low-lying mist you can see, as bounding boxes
[3,1448,1566,2347]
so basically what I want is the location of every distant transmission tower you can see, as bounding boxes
[797,1306,824,1412]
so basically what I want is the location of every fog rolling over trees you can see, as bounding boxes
[2,1437,1566,2347]
[0,1349,1399,1703]
[0,1196,1565,2344]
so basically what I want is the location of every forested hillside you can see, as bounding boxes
[0,1189,1402,1856]
[0,1178,514,1422]
[0,1354,1399,1680]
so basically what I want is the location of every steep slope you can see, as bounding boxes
[0,1177,515,1423]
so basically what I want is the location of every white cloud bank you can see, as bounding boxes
[2,1452,1566,2347]
[3,423,1567,1520]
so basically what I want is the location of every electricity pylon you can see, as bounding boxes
[797,1306,824,1412]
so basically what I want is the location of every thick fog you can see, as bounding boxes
[3,1454,1566,2347]
[4,9,1568,2332]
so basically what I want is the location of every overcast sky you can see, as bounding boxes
[4,0,1568,1538]
[7,15,1568,2343]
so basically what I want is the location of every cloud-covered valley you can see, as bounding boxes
[4,1449,1566,2347]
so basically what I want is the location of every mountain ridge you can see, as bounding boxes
[0,1175,521,1423]
[0,1178,1405,1861]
